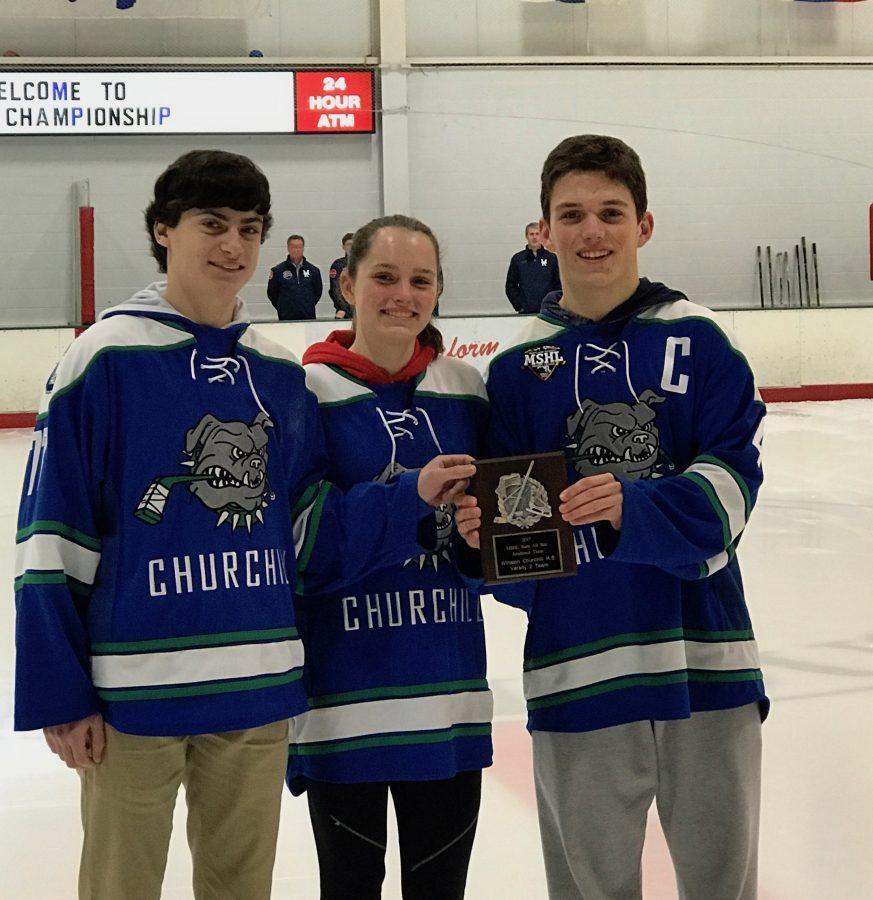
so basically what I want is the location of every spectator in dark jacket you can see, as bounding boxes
[267,235,323,320]
[328,232,355,319]
[505,222,561,313]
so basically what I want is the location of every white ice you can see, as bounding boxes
[2,400,872,898]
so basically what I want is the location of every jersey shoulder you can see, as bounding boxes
[36,315,192,418]
[635,298,746,358]
[417,356,487,403]
[239,327,303,373]
[636,297,720,328]
[303,362,374,407]
[487,314,570,374]
[53,314,192,396]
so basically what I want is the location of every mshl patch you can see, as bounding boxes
[523,344,565,382]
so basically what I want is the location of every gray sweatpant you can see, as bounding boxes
[532,704,762,900]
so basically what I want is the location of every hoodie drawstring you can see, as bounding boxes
[189,348,271,420]
[377,406,444,476]
[573,338,639,416]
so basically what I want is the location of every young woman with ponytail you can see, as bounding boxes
[288,215,492,899]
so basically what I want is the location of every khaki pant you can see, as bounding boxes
[78,720,289,900]
[533,704,763,900]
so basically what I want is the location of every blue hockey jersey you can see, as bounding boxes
[486,281,768,733]
[288,356,493,787]
[14,284,431,737]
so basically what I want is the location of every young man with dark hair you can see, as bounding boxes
[328,231,355,319]
[14,149,475,900]
[267,232,324,320]
[460,134,767,898]
[505,220,561,313]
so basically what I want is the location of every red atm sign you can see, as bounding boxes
[295,70,375,134]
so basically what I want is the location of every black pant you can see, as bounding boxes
[306,770,482,899]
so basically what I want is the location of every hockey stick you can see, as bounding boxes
[767,245,774,308]
[801,236,811,308]
[135,474,211,524]
[757,246,765,308]
[812,242,821,306]
[508,459,536,521]
[783,252,791,307]
[795,245,803,307]
[777,252,784,306]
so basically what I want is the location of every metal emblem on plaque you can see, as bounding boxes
[472,452,576,585]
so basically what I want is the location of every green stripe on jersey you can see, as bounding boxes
[91,626,298,655]
[414,390,488,405]
[289,724,491,757]
[694,454,752,517]
[294,481,331,581]
[527,671,690,711]
[15,571,96,598]
[238,330,302,369]
[304,363,375,407]
[310,678,489,708]
[91,636,303,694]
[698,540,739,579]
[41,338,195,419]
[524,628,755,672]
[291,481,322,520]
[415,358,487,403]
[14,571,68,590]
[680,471,732,549]
[523,636,760,704]
[97,668,302,702]
[15,531,101,587]
[684,461,748,542]
[687,669,763,684]
[16,520,100,551]
[525,627,757,672]
[635,309,752,370]
[527,667,764,710]
[525,628,685,671]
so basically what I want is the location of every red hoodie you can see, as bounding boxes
[302,329,435,384]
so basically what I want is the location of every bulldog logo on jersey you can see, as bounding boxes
[523,344,566,382]
[135,412,274,531]
[565,390,671,480]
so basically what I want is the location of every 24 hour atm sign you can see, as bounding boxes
[0,69,375,135]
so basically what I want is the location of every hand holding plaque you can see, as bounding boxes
[470,452,576,585]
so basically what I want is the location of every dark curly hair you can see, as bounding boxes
[144,150,273,273]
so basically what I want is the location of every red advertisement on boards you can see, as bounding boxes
[294,70,375,134]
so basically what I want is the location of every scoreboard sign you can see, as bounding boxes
[294,71,375,134]
[0,67,375,136]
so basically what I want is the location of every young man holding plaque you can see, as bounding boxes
[458,135,766,899]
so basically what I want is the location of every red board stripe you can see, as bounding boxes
[0,412,37,429]
[760,383,873,402]
[79,206,95,327]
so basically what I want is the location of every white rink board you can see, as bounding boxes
[2,307,873,414]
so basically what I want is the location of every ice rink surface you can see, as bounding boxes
[2,400,872,899]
